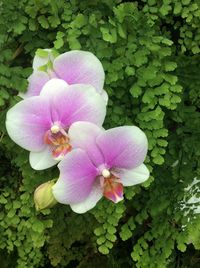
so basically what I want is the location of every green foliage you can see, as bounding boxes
[0,0,200,267]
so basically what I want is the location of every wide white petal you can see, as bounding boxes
[29,147,58,170]
[70,181,103,214]
[113,164,150,187]
[40,78,69,98]
[101,89,109,105]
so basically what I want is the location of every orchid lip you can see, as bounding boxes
[102,174,124,203]
[44,126,72,160]
[98,168,124,203]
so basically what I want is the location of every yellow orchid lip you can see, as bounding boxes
[52,144,72,160]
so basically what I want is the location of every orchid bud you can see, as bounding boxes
[34,179,57,211]
[33,48,58,71]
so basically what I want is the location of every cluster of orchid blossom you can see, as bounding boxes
[6,49,149,213]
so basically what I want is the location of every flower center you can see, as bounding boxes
[44,124,72,160]
[101,169,111,178]
[101,169,123,203]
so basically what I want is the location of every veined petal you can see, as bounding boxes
[6,97,51,151]
[96,126,148,169]
[53,50,105,93]
[113,164,150,187]
[70,181,103,213]
[68,122,104,167]
[29,147,59,170]
[41,83,106,127]
[23,71,50,98]
[52,149,98,204]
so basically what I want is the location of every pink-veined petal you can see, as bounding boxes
[70,180,103,213]
[41,82,106,128]
[23,71,50,98]
[68,122,104,167]
[113,164,150,187]
[6,97,51,151]
[52,149,98,204]
[53,50,105,93]
[96,126,148,169]
[29,147,59,170]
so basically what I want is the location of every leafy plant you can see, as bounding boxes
[0,0,200,267]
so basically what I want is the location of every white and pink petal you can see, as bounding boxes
[41,83,106,128]
[113,164,150,187]
[70,181,103,214]
[39,78,69,99]
[6,97,51,151]
[53,50,105,93]
[29,147,59,170]
[68,122,104,166]
[96,126,148,169]
[23,71,50,98]
[100,90,109,105]
[52,149,98,204]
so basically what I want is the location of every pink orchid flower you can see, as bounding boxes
[6,79,106,170]
[52,122,149,214]
[24,49,107,102]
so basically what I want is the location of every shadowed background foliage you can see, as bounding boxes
[0,0,200,267]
